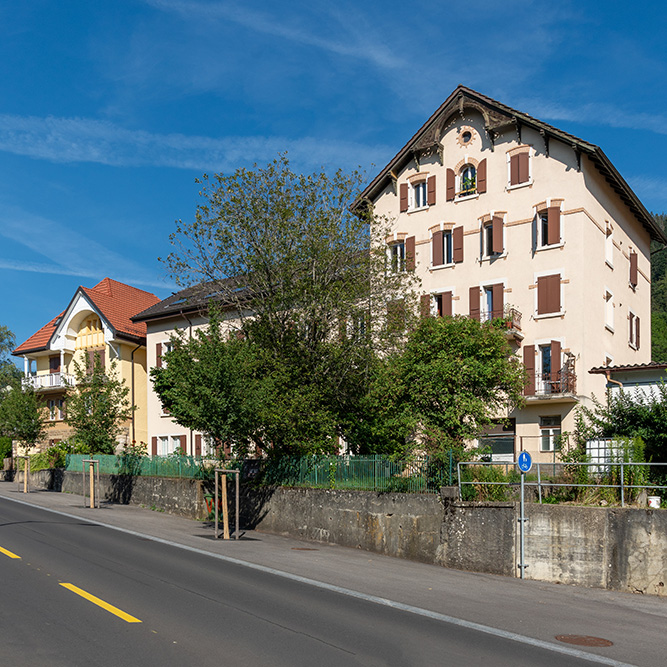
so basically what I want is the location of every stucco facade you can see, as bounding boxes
[361,86,665,462]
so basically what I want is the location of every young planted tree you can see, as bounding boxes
[65,353,134,455]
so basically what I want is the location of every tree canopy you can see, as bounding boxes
[65,354,133,454]
[0,385,47,452]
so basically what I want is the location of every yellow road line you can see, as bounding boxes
[0,546,21,559]
[59,583,142,623]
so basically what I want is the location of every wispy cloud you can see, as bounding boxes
[0,206,174,291]
[628,176,667,208]
[519,99,667,137]
[145,0,404,71]
[0,113,391,172]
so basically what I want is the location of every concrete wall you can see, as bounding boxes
[11,471,667,596]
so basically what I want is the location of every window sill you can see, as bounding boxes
[454,193,479,203]
[534,311,565,320]
[407,205,429,214]
[430,262,455,271]
[506,180,533,192]
[479,252,507,263]
[605,325,615,334]
[535,242,564,252]
[629,342,639,351]
[605,260,614,270]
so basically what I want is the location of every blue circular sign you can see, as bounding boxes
[517,451,532,473]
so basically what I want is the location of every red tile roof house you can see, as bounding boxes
[12,278,160,453]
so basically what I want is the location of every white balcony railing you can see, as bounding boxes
[22,373,75,390]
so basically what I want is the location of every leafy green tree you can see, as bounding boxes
[651,213,667,361]
[158,156,417,456]
[347,316,527,457]
[151,311,260,456]
[0,385,47,453]
[0,325,21,389]
[65,354,134,455]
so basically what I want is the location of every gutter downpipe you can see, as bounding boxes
[130,343,142,443]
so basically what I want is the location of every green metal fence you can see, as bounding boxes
[64,452,456,492]
[64,454,205,479]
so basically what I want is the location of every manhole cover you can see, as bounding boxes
[555,635,613,647]
[291,547,319,551]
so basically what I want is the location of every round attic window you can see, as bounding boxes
[457,126,476,147]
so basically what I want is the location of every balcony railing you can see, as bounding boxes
[479,307,522,330]
[22,372,75,390]
[532,369,577,396]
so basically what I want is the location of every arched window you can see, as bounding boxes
[459,165,476,196]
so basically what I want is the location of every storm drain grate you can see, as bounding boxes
[555,635,613,647]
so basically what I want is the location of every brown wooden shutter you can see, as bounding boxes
[151,436,157,456]
[636,316,641,349]
[630,251,638,287]
[469,286,480,320]
[399,183,408,212]
[446,169,455,201]
[156,342,162,368]
[405,236,416,271]
[453,226,464,263]
[492,216,504,254]
[427,175,436,206]
[551,340,561,389]
[420,294,431,319]
[518,152,529,183]
[477,159,487,194]
[523,345,536,395]
[492,283,504,319]
[547,206,560,246]
[441,291,453,317]
[50,356,60,374]
[432,230,444,266]
[537,274,560,314]
[195,434,202,457]
[510,154,520,186]
[178,434,187,455]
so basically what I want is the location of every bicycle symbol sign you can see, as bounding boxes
[517,451,532,474]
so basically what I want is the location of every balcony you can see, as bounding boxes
[22,372,75,391]
[478,307,523,341]
[526,367,577,402]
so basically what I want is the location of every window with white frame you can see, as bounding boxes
[540,416,562,452]
[388,241,405,273]
[158,435,183,456]
[412,181,427,209]
[482,217,504,258]
[629,311,640,349]
[536,206,561,248]
[48,398,64,421]
[432,229,453,266]
[458,164,476,196]
[605,290,614,331]
[605,224,614,267]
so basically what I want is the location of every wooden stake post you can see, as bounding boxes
[81,459,100,509]
[16,456,29,493]
[214,468,241,540]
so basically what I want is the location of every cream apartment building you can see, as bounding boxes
[358,86,666,461]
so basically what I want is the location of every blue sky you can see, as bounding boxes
[2,0,666,354]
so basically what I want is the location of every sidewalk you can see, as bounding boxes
[1,481,665,666]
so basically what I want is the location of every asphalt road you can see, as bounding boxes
[0,498,642,667]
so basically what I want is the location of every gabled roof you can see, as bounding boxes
[13,278,160,355]
[132,278,246,324]
[357,85,667,244]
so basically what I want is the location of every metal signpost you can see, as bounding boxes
[517,450,532,580]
